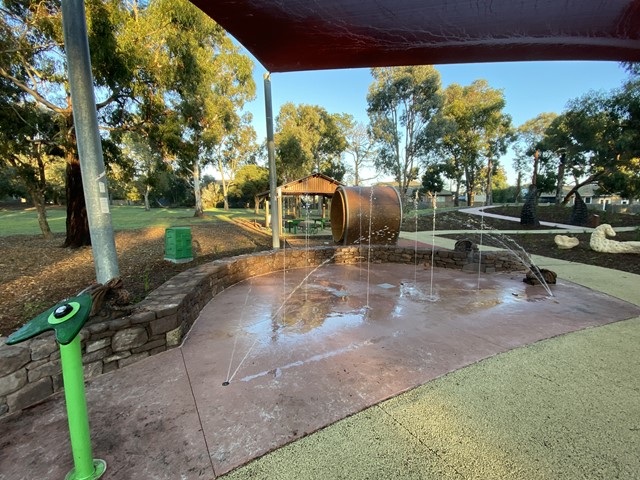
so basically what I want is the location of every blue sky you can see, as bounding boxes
[241,56,631,184]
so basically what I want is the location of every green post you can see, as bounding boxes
[60,336,106,480]
[6,294,106,479]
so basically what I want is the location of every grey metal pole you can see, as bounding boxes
[264,73,280,249]
[61,0,119,283]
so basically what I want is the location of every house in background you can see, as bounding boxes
[539,184,631,208]
[375,180,456,207]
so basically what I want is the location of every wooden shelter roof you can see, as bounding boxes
[258,173,343,198]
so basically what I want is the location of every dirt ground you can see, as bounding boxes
[0,220,273,337]
[422,206,640,277]
[1,205,638,337]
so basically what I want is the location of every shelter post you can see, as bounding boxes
[265,199,270,229]
[277,189,283,236]
[61,0,119,283]
[264,73,280,249]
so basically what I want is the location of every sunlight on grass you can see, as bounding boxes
[0,206,265,236]
[0,207,67,235]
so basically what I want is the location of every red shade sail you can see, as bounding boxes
[191,0,640,72]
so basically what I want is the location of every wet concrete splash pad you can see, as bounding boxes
[180,263,640,474]
[2,261,640,479]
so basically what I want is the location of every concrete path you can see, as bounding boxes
[459,206,587,230]
[458,205,638,233]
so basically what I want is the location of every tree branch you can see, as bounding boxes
[0,67,68,114]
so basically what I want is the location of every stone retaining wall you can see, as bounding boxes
[0,246,523,418]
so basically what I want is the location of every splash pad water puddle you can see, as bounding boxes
[180,262,638,474]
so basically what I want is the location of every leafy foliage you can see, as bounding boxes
[367,66,443,202]
[275,103,347,182]
[432,80,512,206]
[541,80,640,202]
[230,164,270,210]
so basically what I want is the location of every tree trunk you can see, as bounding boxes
[562,173,600,205]
[254,195,260,214]
[467,191,475,207]
[193,161,204,217]
[465,169,475,206]
[354,157,360,186]
[144,184,151,211]
[7,150,53,239]
[555,153,566,204]
[515,171,522,203]
[26,185,52,239]
[486,157,493,206]
[63,155,91,248]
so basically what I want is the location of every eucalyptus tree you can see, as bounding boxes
[543,83,640,203]
[119,131,164,210]
[275,103,347,182]
[367,66,443,203]
[513,112,558,201]
[135,0,255,217]
[427,113,465,206]
[0,0,138,247]
[477,164,509,197]
[231,163,270,212]
[343,119,377,186]
[603,74,640,200]
[484,114,514,205]
[435,80,510,206]
[0,97,64,237]
[622,62,640,77]
[213,113,259,210]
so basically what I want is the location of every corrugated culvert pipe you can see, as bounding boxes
[330,186,402,245]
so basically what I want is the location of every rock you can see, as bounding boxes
[149,314,178,336]
[29,335,57,361]
[0,345,30,376]
[590,224,640,254]
[27,359,61,383]
[0,369,28,397]
[6,378,52,411]
[554,235,580,249]
[166,324,185,348]
[83,361,103,379]
[111,327,148,352]
[86,338,111,353]
[454,239,477,252]
[523,266,557,285]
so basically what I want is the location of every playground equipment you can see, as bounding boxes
[330,186,402,245]
[7,293,106,480]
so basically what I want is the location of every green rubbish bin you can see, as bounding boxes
[164,227,193,263]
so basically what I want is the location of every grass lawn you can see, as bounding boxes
[0,205,264,236]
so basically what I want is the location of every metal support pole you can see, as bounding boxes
[61,0,119,283]
[278,190,283,236]
[264,73,280,249]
